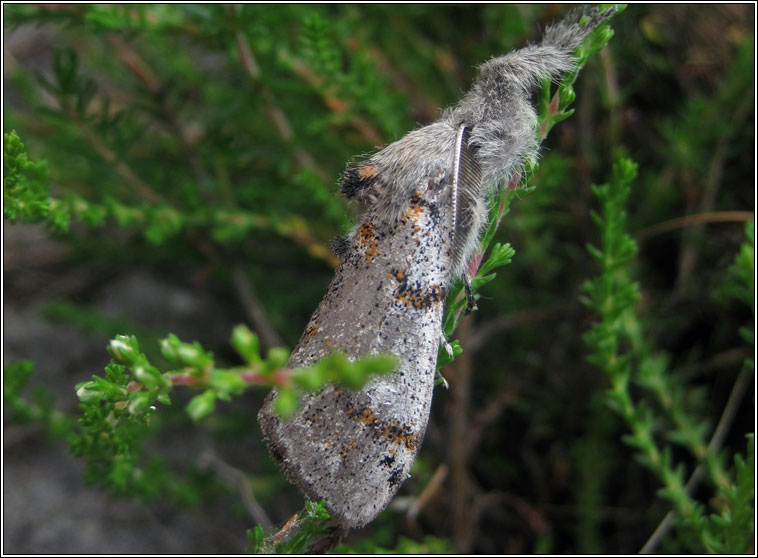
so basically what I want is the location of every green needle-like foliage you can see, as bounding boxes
[246,500,332,554]
[582,157,754,553]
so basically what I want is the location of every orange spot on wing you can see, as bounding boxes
[304,323,321,340]
[357,222,379,262]
[359,407,378,426]
[358,165,379,179]
[383,421,417,450]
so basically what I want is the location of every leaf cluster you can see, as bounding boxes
[4,360,74,439]
[246,500,332,554]
[72,325,395,485]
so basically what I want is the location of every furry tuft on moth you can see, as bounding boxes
[258,6,616,529]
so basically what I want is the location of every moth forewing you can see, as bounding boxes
[258,122,464,528]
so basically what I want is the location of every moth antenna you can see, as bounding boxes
[449,125,484,282]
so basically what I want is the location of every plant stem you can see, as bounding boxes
[70,114,164,205]
[640,367,753,553]
[636,211,755,243]
[229,5,325,180]
[231,265,284,350]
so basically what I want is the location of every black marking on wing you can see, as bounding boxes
[340,163,380,200]
[329,236,351,260]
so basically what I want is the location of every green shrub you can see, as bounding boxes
[4,4,753,553]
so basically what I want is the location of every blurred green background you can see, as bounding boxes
[3,4,754,554]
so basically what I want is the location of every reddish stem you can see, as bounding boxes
[241,368,291,387]
[168,374,201,386]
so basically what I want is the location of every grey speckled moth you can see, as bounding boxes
[259,6,615,529]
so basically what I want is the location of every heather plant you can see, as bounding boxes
[4,4,753,554]
[581,157,754,553]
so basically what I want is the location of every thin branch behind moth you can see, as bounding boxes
[258,5,616,529]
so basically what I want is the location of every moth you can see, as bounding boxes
[259,6,615,529]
